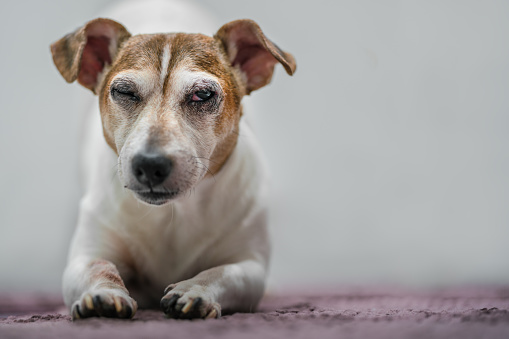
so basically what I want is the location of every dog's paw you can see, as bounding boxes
[71,289,137,320]
[160,283,221,319]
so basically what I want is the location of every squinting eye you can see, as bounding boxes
[111,87,140,102]
[191,89,215,102]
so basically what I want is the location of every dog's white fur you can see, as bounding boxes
[53,0,294,319]
[65,107,270,315]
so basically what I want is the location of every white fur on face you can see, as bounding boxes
[159,44,171,87]
[111,51,224,205]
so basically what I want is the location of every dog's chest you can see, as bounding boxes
[110,178,248,289]
[117,201,220,275]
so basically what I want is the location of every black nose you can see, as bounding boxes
[131,153,173,187]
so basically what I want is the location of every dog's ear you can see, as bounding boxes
[215,19,296,94]
[50,18,131,93]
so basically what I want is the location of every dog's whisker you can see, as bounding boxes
[111,172,119,183]
[190,158,216,182]
[192,156,220,165]
[169,203,174,227]
[109,163,119,182]
[201,163,217,182]
[136,204,155,222]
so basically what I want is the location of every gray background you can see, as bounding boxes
[1,0,508,294]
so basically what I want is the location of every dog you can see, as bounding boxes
[50,3,296,320]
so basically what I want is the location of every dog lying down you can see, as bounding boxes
[50,12,296,320]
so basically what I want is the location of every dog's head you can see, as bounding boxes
[51,18,296,205]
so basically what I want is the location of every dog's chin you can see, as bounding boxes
[132,191,180,206]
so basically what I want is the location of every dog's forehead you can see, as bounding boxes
[111,33,228,78]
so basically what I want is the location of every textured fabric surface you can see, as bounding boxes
[1,287,508,339]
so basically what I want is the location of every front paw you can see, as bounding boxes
[71,289,137,320]
[160,283,220,319]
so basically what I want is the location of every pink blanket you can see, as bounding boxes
[1,287,508,338]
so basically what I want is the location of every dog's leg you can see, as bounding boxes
[63,256,137,320]
[160,259,266,319]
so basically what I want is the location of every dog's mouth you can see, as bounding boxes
[132,190,180,206]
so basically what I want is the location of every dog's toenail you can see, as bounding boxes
[84,295,94,310]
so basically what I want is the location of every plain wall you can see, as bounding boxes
[1,0,508,293]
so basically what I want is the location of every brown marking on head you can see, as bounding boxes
[165,33,244,174]
[98,34,172,152]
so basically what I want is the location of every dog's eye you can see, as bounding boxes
[111,87,141,102]
[191,89,215,102]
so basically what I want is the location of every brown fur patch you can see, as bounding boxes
[88,259,127,291]
[165,33,243,174]
[98,34,171,152]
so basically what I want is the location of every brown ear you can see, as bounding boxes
[50,18,131,93]
[215,19,296,94]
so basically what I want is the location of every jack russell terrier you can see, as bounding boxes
[50,9,296,320]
